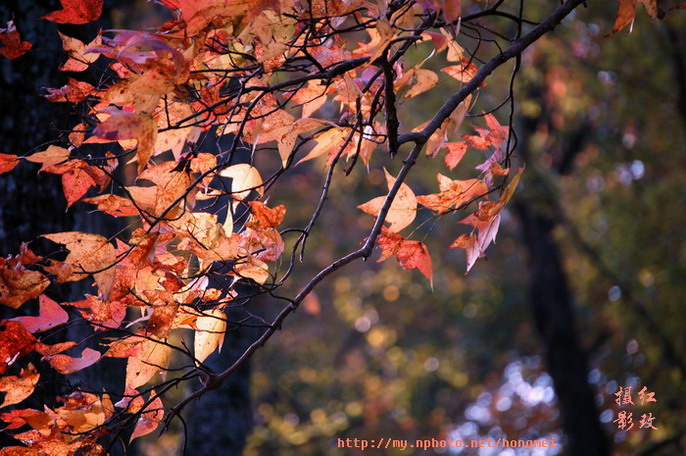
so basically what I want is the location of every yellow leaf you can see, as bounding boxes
[124,337,171,389]
[295,127,349,166]
[130,392,164,442]
[41,232,116,299]
[404,69,439,99]
[194,309,227,364]
[234,255,271,285]
[358,169,417,233]
[58,32,100,72]
[24,146,70,172]
[0,364,39,408]
[278,118,331,167]
[219,164,263,201]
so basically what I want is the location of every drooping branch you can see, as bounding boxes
[166,0,590,423]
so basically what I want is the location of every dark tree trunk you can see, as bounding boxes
[516,202,610,456]
[0,1,127,449]
[0,1,73,254]
[181,139,256,456]
[183,329,254,456]
[510,53,611,453]
[0,1,77,448]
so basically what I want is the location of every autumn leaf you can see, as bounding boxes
[396,240,433,281]
[639,0,663,19]
[358,169,417,233]
[292,81,328,118]
[32,155,109,208]
[477,167,524,220]
[375,229,433,281]
[24,146,70,172]
[0,21,32,60]
[106,335,171,389]
[56,391,114,434]
[456,210,501,270]
[0,407,50,431]
[42,0,104,25]
[82,194,139,217]
[43,78,95,103]
[463,114,509,151]
[0,322,37,374]
[93,108,157,174]
[441,0,462,24]
[417,174,488,215]
[233,255,271,285]
[10,295,69,333]
[449,233,480,273]
[42,232,116,299]
[130,392,164,441]
[35,341,78,356]
[421,94,471,157]
[69,295,126,330]
[376,229,404,261]
[248,201,286,228]
[450,169,523,272]
[444,141,469,170]
[608,0,662,36]
[194,308,227,364]
[295,127,350,166]
[609,0,638,35]
[44,347,101,374]
[442,58,479,84]
[278,118,331,166]
[154,103,201,160]
[404,69,439,99]
[147,299,178,339]
[58,32,101,72]
[138,161,192,216]
[219,164,264,201]
[0,259,50,310]
[441,28,466,62]
[0,153,19,175]
[114,387,145,414]
[0,364,39,408]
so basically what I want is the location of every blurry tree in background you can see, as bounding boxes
[246,2,686,456]
[0,1,684,456]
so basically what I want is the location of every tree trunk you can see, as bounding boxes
[516,202,610,456]
[0,1,126,449]
[0,0,73,254]
[183,319,256,456]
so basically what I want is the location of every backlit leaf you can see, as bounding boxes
[194,309,227,364]
[0,154,19,175]
[358,169,417,233]
[0,260,49,310]
[10,295,69,333]
[42,232,116,299]
[0,21,32,60]
[0,364,39,408]
[43,347,101,374]
[130,392,164,441]
[41,0,103,25]
[219,164,263,201]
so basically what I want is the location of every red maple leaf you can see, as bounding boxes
[0,21,32,60]
[42,0,104,25]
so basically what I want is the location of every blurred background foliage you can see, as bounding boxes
[241,3,686,455]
